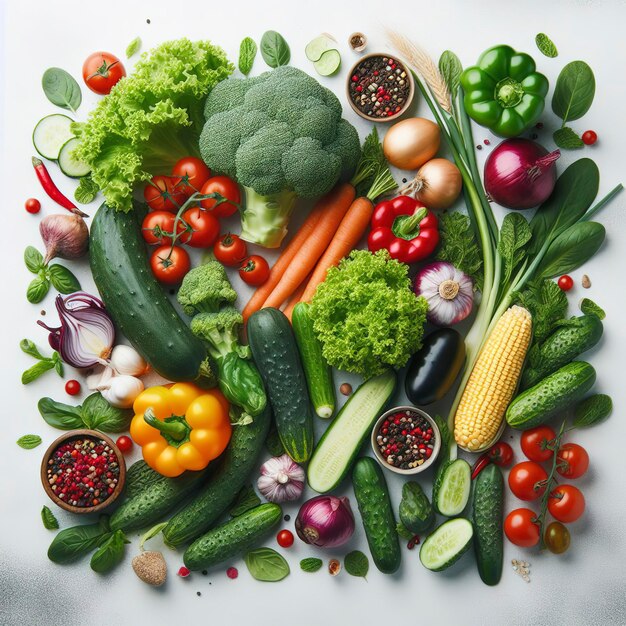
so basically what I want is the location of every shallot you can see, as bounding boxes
[39,213,89,265]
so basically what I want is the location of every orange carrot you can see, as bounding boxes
[261,183,356,310]
[300,197,375,303]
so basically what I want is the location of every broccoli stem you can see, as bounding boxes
[239,187,298,248]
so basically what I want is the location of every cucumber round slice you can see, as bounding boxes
[314,50,341,77]
[33,114,74,160]
[58,137,91,178]
[420,518,473,571]
[434,458,471,516]
[304,35,336,62]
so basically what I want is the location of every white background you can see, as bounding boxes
[1,0,625,624]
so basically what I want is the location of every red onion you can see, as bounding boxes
[295,495,355,548]
[38,292,115,368]
[484,138,560,210]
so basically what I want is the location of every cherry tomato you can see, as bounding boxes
[239,255,270,287]
[276,529,294,548]
[508,461,548,501]
[557,443,589,479]
[142,211,176,246]
[116,435,134,454]
[504,508,540,547]
[144,175,189,212]
[65,379,81,396]
[520,425,556,462]
[582,130,598,146]
[544,521,570,554]
[25,198,41,214]
[180,207,220,249]
[200,176,241,218]
[150,245,191,285]
[172,157,212,195]
[82,51,126,95]
[557,275,574,291]
[548,484,585,523]
[487,442,514,467]
[214,234,248,267]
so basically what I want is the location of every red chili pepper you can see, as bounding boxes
[471,454,491,479]
[32,157,88,217]
[367,195,439,264]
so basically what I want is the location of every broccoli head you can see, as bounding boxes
[177,261,237,316]
[189,306,248,361]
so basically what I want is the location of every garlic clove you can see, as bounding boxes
[109,344,150,377]
[86,365,114,391]
[100,375,144,408]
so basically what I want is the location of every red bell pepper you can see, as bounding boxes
[367,195,439,264]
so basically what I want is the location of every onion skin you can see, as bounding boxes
[295,495,355,548]
[40,213,89,265]
[383,118,441,170]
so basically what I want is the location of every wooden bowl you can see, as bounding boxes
[41,429,126,515]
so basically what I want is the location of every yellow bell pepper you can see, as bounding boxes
[130,383,231,477]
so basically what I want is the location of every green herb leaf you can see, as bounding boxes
[126,37,142,59]
[260,31,290,68]
[580,297,605,319]
[553,127,584,150]
[238,37,257,76]
[300,557,323,573]
[48,264,81,294]
[53,352,64,377]
[81,392,133,433]
[344,550,369,578]
[42,67,82,113]
[573,394,612,428]
[438,50,463,96]
[24,246,45,273]
[245,547,290,582]
[22,360,55,384]
[41,506,59,530]
[16,434,42,449]
[497,213,532,285]
[265,427,285,456]
[552,60,595,123]
[229,485,261,517]
[20,338,44,360]
[74,175,99,204]
[516,279,568,344]
[48,516,111,564]
[139,522,168,551]
[535,33,558,58]
[27,276,50,303]
[38,396,85,430]
[90,530,128,574]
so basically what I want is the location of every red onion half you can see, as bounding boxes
[484,138,560,210]
[295,495,355,548]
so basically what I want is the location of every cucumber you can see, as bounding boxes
[399,481,435,535]
[291,302,335,419]
[125,460,160,499]
[183,503,282,571]
[33,114,74,160]
[432,458,471,517]
[307,370,396,493]
[58,137,91,177]
[352,457,401,574]
[420,518,473,571]
[507,361,596,430]
[247,308,314,463]
[162,405,271,548]
[90,203,209,382]
[472,464,503,586]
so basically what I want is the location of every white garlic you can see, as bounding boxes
[257,454,305,503]
[99,375,144,409]
[109,344,149,377]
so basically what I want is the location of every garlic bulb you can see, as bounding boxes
[99,375,144,409]
[257,454,305,503]
[110,344,149,377]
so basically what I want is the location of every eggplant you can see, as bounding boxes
[405,329,466,405]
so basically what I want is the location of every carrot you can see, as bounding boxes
[282,275,311,321]
[261,183,356,310]
[300,197,375,303]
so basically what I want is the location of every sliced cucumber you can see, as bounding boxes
[314,50,341,77]
[305,35,336,62]
[420,518,473,571]
[58,137,91,178]
[433,458,471,516]
[33,114,74,160]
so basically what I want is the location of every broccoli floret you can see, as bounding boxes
[190,307,249,361]
[177,261,237,316]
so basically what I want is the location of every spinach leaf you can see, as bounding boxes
[553,127,584,149]
[16,434,42,449]
[300,557,323,573]
[238,37,257,76]
[74,175,99,204]
[535,33,558,58]
[42,68,82,113]
[24,246,44,273]
[244,547,290,581]
[552,61,595,123]
[82,392,133,433]
[126,37,142,59]
[48,264,81,294]
[27,276,49,303]
[438,50,463,96]
[516,279,568,344]
[38,397,85,430]
[580,297,605,320]
[20,338,44,359]
[90,530,128,573]
[48,517,111,564]
[260,31,290,68]
[229,485,261,517]
[41,506,59,530]
[22,360,55,384]
[344,550,369,578]
[497,213,532,284]
[573,394,612,428]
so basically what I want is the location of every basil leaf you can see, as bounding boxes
[42,67,82,113]
[38,397,85,430]
[82,392,133,433]
[48,517,111,564]
[229,485,261,517]
[238,37,257,76]
[553,127,584,150]
[53,352,64,376]
[126,37,142,59]
[260,31,290,68]
[573,394,612,428]
[27,276,50,303]
[300,557,323,573]
[16,434,42,449]
[580,297,605,320]
[20,338,44,359]
[90,530,128,574]
[25,246,44,273]
[48,264,81,294]
[22,360,55,384]
[74,175,99,204]
[552,61,595,123]
[535,33,558,58]
[344,550,369,578]
[438,50,463,97]
[41,506,59,530]
[245,547,290,581]
[497,213,532,285]
[265,427,285,456]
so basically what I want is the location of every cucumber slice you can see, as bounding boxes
[420,518,473,571]
[433,458,471,516]
[304,35,336,62]
[58,137,91,178]
[33,114,74,160]
[314,50,341,77]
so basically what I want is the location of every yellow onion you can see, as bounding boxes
[383,118,441,170]
[401,158,462,210]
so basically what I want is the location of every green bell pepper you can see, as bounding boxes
[460,45,549,137]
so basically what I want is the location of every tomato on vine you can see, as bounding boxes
[142,211,176,246]
[508,461,548,501]
[172,157,212,195]
[144,175,189,212]
[504,508,540,547]
[200,176,241,218]
[521,425,556,462]
[544,521,570,554]
[150,245,190,285]
[548,485,585,523]
[181,207,220,249]
[556,443,589,479]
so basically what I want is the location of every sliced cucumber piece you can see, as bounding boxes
[58,137,91,178]
[304,35,336,62]
[420,518,473,571]
[33,114,74,160]
[433,458,471,516]
[314,50,341,77]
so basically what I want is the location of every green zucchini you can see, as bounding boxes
[399,481,435,535]
[162,405,271,548]
[307,370,396,493]
[352,457,401,574]
[183,503,282,571]
[90,203,209,383]
[432,458,471,517]
[420,518,473,571]
[291,302,335,419]
[507,361,596,430]
[472,464,503,586]
[247,308,314,462]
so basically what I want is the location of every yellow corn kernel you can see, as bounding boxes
[454,305,532,452]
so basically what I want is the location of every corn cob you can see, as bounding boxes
[454,305,532,452]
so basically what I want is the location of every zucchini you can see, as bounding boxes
[33,113,74,160]
[352,457,401,574]
[420,518,473,571]
[247,308,314,462]
[307,370,396,493]
[183,503,282,571]
[399,481,435,535]
[90,204,209,382]
[162,405,271,548]
[291,302,335,418]
[472,464,503,586]
[432,458,471,517]
[507,361,596,430]
[58,137,91,178]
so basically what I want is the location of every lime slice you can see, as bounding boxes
[314,49,341,77]
[305,35,336,62]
